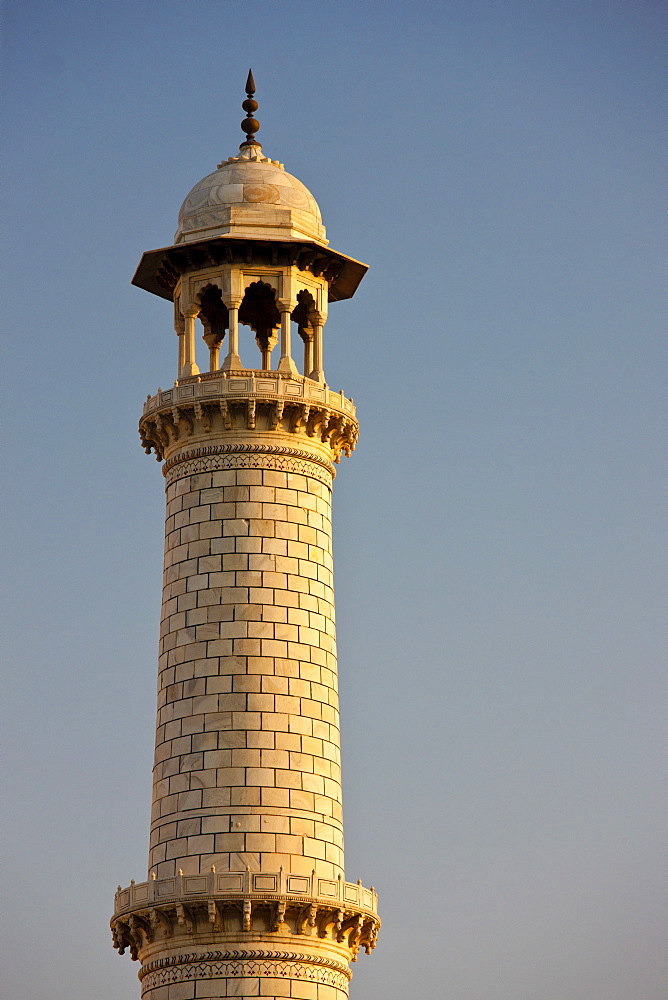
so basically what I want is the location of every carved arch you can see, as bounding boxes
[197,284,228,372]
[239,280,280,369]
[292,289,317,376]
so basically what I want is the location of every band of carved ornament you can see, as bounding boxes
[162,443,337,487]
[140,958,351,992]
[138,949,352,980]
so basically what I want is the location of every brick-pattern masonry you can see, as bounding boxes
[151,461,344,882]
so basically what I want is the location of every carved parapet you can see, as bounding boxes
[139,370,359,466]
[114,870,378,919]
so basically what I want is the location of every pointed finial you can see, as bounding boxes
[240,68,261,148]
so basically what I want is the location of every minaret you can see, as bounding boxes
[111,73,380,1000]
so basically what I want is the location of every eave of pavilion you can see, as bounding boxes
[132,235,368,304]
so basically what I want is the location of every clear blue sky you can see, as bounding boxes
[1,2,666,998]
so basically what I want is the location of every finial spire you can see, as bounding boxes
[240,68,261,149]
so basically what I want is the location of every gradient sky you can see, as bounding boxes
[1,2,666,999]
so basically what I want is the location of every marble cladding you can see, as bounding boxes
[149,460,345,882]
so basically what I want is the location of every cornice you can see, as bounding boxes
[132,235,367,304]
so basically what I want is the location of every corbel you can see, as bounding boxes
[150,907,172,939]
[170,407,181,440]
[321,411,336,444]
[111,919,131,956]
[171,406,193,437]
[194,401,212,433]
[296,902,318,935]
[272,900,286,931]
[139,426,164,461]
[339,912,363,947]
[318,906,343,940]
[290,403,310,433]
[242,898,252,931]
[176,902,194,934]
[247,399,256,430]
[129,912,153,945]
[305,407,320,438]
[361,917,379,955]
[270,399,284,431]
[151,414,171,450]
[208,899,223,932]
[219,400,233,430]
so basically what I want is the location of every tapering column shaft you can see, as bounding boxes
[310,318,324,382]
[151,455,343,881]
[177,331,186,376]
[277,305,298,375]
[222,303,242,370]
[304,336,314,379]
[114,377,377,1000]
[182,311,200,377]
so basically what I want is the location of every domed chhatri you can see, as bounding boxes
[133,72,366,306]
[175,71,326,245]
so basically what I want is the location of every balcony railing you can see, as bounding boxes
[114,869,377,916]
[143,371,355,419]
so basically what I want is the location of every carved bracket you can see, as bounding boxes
[208,900,223,932]
[176,903,194,934]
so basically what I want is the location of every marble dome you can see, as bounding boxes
[174,145,327,246]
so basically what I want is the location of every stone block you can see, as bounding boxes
[259,978,290,996]
[260,786,289,808]
[195,977,228,997]
[290,982,318,1000]
[226,978,259,997]
[168,981,196,999]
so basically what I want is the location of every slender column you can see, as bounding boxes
[303,333,314,379]
[177,330,186,377]
[181,309,200,377]
[174,299,186,379]
[221,297,243,371]
[258,331,278,371]
[204,333,222,372]
[310,314,325,382]
[277,300,298,375]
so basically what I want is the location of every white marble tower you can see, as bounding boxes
[111,73,379,1000]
